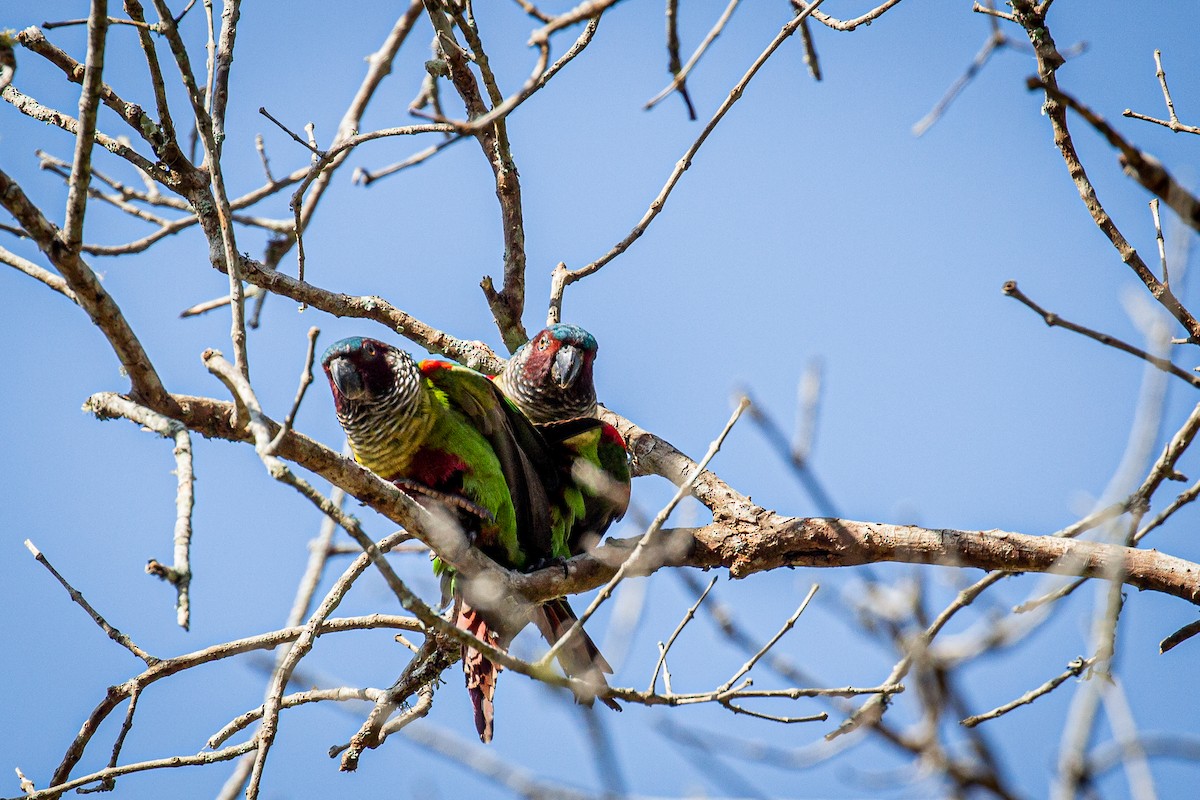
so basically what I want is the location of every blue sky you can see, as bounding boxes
[3,1,1199,797]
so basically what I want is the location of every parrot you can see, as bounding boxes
[497,324,632,554]
[321,336,618,743]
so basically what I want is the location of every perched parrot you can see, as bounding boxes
[498,324,632,553]
[321,336,617,743]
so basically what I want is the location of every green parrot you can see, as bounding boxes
[321,336,617,742]
[497,323,632,554]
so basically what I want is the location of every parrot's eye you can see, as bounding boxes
[537,336,549,351]
[363,342,377,358]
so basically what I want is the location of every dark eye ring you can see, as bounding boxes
[364,342,377,357]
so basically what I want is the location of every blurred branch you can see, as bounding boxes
[244,528,414,799]
[793,13,820,82]
[913,14,1009,137]
[741,384,840,516]
[402,721,601,800]
[216,484,348,798]
[39,613,422,792]
[540,397,750,668]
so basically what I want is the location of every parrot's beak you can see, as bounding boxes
[328,357,367,400]
[551,345,583,389]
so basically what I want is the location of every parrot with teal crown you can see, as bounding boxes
[322,336,618,743]
[498,323,632,554]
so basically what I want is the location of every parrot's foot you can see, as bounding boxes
[525,556,570,578]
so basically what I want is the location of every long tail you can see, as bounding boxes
[455,602,501,743]
[533,598,622,711]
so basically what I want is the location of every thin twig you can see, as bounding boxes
[259,106,323,157]
[19,742,258,800]
[254,134,273,182]
[25,540,156,665]
[647,0,739,109]
[563,0,825,292]
[1150,199,1168,285]
[1027,76,1200,237]
[1160,618,1200,654]
[43,15,155,30]
[244,529,412,799]
[1122,49,1200,135]
[1003,280,1200,388]
[646,0,708,117]
[791,0,904,32]
[961,656,1094,728]
[718,584,818,692]
[352,135,467,186]
[178,284,261,318]
[1,245,79,303]
[87,685,141,794]
[61,0,110,249]
[211,687,384,752]
[265,327,320,455]
[649,575,717,693]
[2,84,168,182]
[216,483,349,800]
[539,397,750,669]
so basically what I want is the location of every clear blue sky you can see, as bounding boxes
[3,2,1199,797]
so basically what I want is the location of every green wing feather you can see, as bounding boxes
[421,360,561,564]
[539,418,631,554]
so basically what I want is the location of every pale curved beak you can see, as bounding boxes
[328,357,366,399]
[551,345,583,389]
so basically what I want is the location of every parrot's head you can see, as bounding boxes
[321,336,419,418]
[501,323,599,424]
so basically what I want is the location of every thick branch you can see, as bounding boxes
[424,1,528,350]
[0,168,172,408]
[511,517,1200,609]
[234,255,503,372]
[85,391,1200,610]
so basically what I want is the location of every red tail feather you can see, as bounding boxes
[455,602,501,742]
